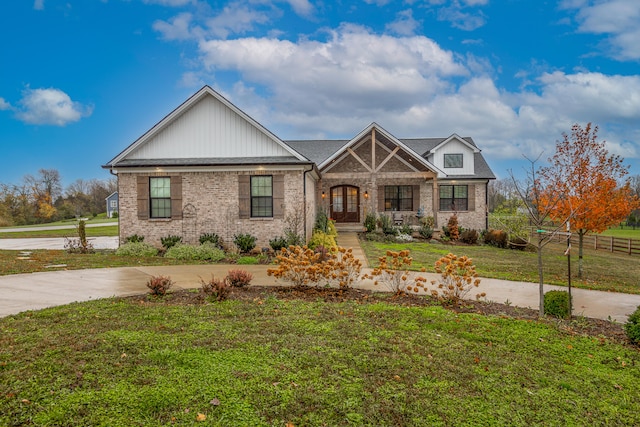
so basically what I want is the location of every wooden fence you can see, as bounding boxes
[534,230,640,256]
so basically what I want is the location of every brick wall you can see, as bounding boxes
[118,170,308,249]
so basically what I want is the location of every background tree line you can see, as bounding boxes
[488,174,640,228]
[0,168,116,226]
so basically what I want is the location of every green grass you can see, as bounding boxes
[600,226,640,239]
[361,239,640,294]
[0,225,119,238]
[1,296,638,426]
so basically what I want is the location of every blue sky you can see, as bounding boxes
[1,0,639,187]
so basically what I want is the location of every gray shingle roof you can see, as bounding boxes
[284,137,494,179]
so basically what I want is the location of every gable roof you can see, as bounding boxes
[103,86,309,169]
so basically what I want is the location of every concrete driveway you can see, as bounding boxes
[0,237,119,250]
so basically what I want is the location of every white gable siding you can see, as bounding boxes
[431,139,475,176]
[128,95,292,159]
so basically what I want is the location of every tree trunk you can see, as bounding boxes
[578,230,585,279]
[537,233,544,317]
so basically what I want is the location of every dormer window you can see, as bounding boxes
[444,153,463,168]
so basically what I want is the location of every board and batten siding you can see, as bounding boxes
[430,139,475,176]
[127,96,293,159]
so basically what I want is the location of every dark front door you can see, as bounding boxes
[330,185,359,223]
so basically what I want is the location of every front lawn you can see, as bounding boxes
[1,289,638,426]
[360,238,640,294]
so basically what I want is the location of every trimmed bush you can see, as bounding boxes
[460,229,479,245]
[164,243,225,261]
[116,242,159,257]
[237,256,258,265]
[484,229,508,248]
[233,233,257,253]
[447,215,460,241]
[161,235,182,250]
[308,231,337,251]
[200,275,230,302]
[624,305,640,345]
[544,290,572,319]
[269,236,288,252]
[226,269,253,287]
[199,232,222,247]
[146,275,173,296]
[124,234,145,243]
[364,213,377,232]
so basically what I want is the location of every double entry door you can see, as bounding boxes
[330,185,359,223]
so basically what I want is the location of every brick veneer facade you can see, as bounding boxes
[118,169,311,249]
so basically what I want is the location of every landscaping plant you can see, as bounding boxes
[115,242,159,257]
[430,252,484,306]
[226,269,253,287]
[268,245,362,288]
[363,249,428,295]
[200,275,230,301]
[544,290,572,319]
[146,275,174,296]
[160,235,182,250]
[233,233,257,253]
[624,305,640,345]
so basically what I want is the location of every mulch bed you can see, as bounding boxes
[124,285,634,348]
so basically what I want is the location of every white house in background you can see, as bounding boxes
[103,85,495,248]
[105,191,118,218]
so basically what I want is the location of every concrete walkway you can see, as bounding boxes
[1,233,639,323]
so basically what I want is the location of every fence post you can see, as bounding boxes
[610,236,613,252]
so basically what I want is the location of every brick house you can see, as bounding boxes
[103,86,495,248]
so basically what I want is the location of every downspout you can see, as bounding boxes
[109,168,120,246]
[485,180,489,230]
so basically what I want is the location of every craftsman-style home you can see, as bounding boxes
[103,86,495,247]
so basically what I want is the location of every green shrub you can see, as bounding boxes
[308,231,337,251]
[226,269,253,287]
[326,219,337,236]
[269,236,288,251]
[111,211,119,218]
[164,243,225,261]
[624,305,640,345]
[116,242,159,257]
[161,235,182,250]
[508,236,529,250]
[234,233,257,253]
[378,214,395,235]
[364,213,377,232]
[544,290,572,319]
[124,234,144,243]
[314,210,330,233]
[419,224,433,240]
[284,229,304,246]
[237,256,258,265]
[484,229,508,248]
[399,223,412,236]
[460,229,479,244]
[200,275,230,302]
[146,275,173,296]
[199,232,222,247]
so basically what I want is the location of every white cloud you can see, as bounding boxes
[386,9,421,36]
[15,88,93,126]
[567,0,640,60]
[205,4,271,39]
[33,0,44,10]
[153,12,197,40]
[284,0,314,17]
[0,97,11,110]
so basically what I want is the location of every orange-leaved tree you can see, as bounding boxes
[540,123,640,278]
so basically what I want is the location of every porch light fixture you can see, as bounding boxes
[364,191,369,199]
[322,191,326,199]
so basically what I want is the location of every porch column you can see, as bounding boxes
[432,178,438,228]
